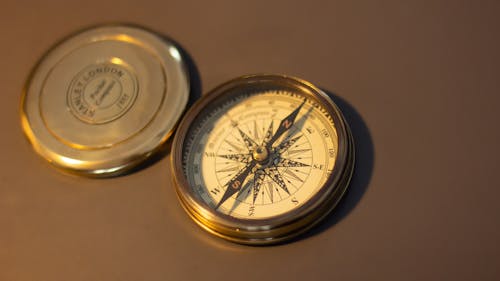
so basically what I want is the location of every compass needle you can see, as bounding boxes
[266,98,306,148]
[172,75,354,245]
[215,161,256,210]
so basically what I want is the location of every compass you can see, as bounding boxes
[171,74,355,245]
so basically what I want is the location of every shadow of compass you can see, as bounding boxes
[288,89,374,243]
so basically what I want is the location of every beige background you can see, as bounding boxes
[1,1,499,280]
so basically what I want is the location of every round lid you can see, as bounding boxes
[21,24,189,177]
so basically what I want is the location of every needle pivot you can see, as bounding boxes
[252,146,269,163]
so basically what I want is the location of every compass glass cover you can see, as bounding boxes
[172,75,354,244]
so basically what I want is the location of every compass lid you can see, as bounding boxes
[21,24,189,177]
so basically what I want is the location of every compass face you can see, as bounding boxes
[172,75,354,244]
[182,90,338,219]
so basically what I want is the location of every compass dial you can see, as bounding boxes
[172,75,354,244]
[184,90,337,218]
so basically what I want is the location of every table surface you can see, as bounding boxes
[1,1,499,280]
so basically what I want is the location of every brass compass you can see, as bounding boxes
[171,74,355,245]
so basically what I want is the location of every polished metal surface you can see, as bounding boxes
[21,25,189,176]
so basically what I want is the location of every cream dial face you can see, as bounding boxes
[182,90,338,219]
